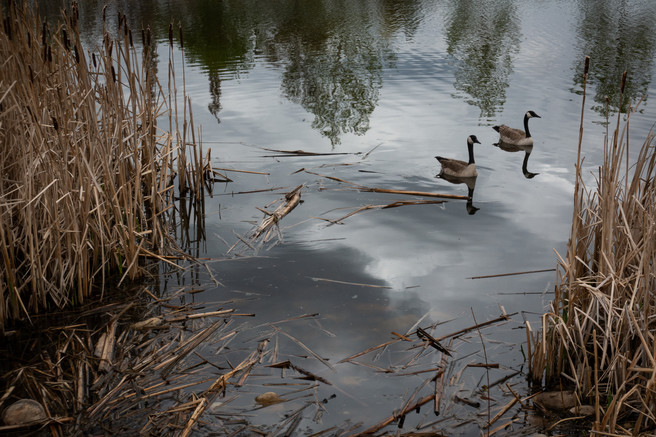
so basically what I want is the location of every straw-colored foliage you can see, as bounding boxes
[529,63,656,434]
[0,3,210,331]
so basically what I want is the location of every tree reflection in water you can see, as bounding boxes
[444,0,521,118]
[573,0,656,115]
[270,3,401,146]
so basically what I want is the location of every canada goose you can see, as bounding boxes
[435,135,481,178]
[494,140,539,179]
[493,111,541,146]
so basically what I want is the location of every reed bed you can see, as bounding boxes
[0,3,213,332]
[0,284,261,436]
[528,58,656,435]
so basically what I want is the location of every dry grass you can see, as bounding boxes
[528,58,656,434]
[0,3,213,332]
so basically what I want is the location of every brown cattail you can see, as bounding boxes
[72,2,79,26]
[179,25,184,49]
[168,22,173,46]
[62,28,69,51]
[4,17,12,40]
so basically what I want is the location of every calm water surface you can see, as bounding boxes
[45,0,656,434]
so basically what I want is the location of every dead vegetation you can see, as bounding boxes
[0,302,527,436]
[528,57,656,435]
[0,284,591,436]
[0,1,213,332]
[0,283,260,436]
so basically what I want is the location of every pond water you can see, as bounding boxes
[41,0,656,434]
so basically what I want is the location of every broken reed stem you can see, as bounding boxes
[0,3,212,330]
[471,309,491,435]
[532,57,656,434]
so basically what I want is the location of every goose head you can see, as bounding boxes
[467,135,481,146]
[526,110,541,120]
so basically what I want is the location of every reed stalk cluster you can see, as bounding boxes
[529,58,656,434]
[0,3,211,332]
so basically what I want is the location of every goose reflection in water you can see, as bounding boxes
[493,140,540,179]
[436,173,479,215]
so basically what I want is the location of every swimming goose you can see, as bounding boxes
[435,135,481,178]
[493,110,541,146]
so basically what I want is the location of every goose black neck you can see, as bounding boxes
[467,141,475,164]
[524,114,532,138]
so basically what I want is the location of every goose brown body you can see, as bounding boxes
[493,110,540,146]
[435,135,481,178]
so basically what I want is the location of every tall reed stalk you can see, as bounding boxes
[0,3,211,332]
[529,59,656,434]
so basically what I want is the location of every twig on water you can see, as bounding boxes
[431,313,514,342]
[261,148,358,156]
[324,199,445,224]
[348,394,434,436]
[467,268,555,280]
[308,277,392,289]
[307,170,469,200]
[471,309,491,436]
[213,167,270,175]
[417,327,452,356]
[433,341,451,415]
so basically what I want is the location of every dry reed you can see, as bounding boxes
[529,58,656,434]
[0,284,257,436]
[0,3,212,332]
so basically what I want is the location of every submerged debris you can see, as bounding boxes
[255,392,284,406]
[1,399,46,426]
